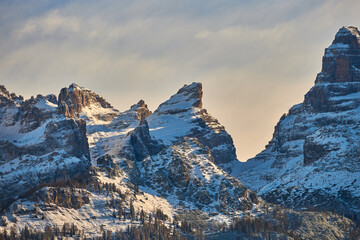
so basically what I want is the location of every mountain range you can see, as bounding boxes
[1,26,360,239]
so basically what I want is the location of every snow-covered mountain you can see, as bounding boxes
[0,82,264,237]
[84,82,257,213]
[236,26,360,216]
[1,27,360,238]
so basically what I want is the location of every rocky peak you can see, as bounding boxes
[0,85,23,102]
[58,83,113,118]
[154,82,203,115]
[0,85,10,98]
[46,94,58,105]
[148,82,237,166]
[106,100,151,132]
[332,26,360,48]
[68,83,82,92]
[315,26,360,84]
[129,100,152,121]
[176,82,203,108]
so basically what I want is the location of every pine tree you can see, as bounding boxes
[130,200,135,222]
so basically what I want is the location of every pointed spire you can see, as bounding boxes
[332,26,360,49]
[316,26,360,84]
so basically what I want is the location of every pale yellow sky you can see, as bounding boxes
[1,0,359,161]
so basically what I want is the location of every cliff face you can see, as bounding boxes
[0,85,90,211]
[237,26,360,216]
[315,26,360,84]
[58,83,115,119]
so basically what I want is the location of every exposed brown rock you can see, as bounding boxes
[58,83,113,118]
[316,26,360,84]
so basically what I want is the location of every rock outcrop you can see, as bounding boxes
[237,26,360,216]
[58,83,114,119]
[315,26,360,84]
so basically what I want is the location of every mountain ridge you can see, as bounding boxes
[0,81,264,238]
[1,26,360,239]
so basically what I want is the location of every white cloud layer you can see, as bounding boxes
[1,0,360,160]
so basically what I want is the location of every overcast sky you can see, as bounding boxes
[1,0,360,160]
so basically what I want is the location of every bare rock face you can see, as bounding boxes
[58,83,113,118]
[119,120,163,163]
[238,26,360,217]
[108,100,152,129]
[316,26,360,84]
[304,27,360,113]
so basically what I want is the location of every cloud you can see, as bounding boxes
[17,10,80,38]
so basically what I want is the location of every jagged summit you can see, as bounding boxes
[0,85,23,101]
[128,99,152,121]
[176,82,203,107]
[135,99,146,108]
[154,82,202,115]
[0,85,10,98]
[332,26,360,47]
[58,83,113,118]
[68,83,91,93]
[316,26,360,84]
[148,82,237,165]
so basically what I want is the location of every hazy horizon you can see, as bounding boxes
[1,0,360,161]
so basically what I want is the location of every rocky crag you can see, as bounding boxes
[237,26,360,217]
